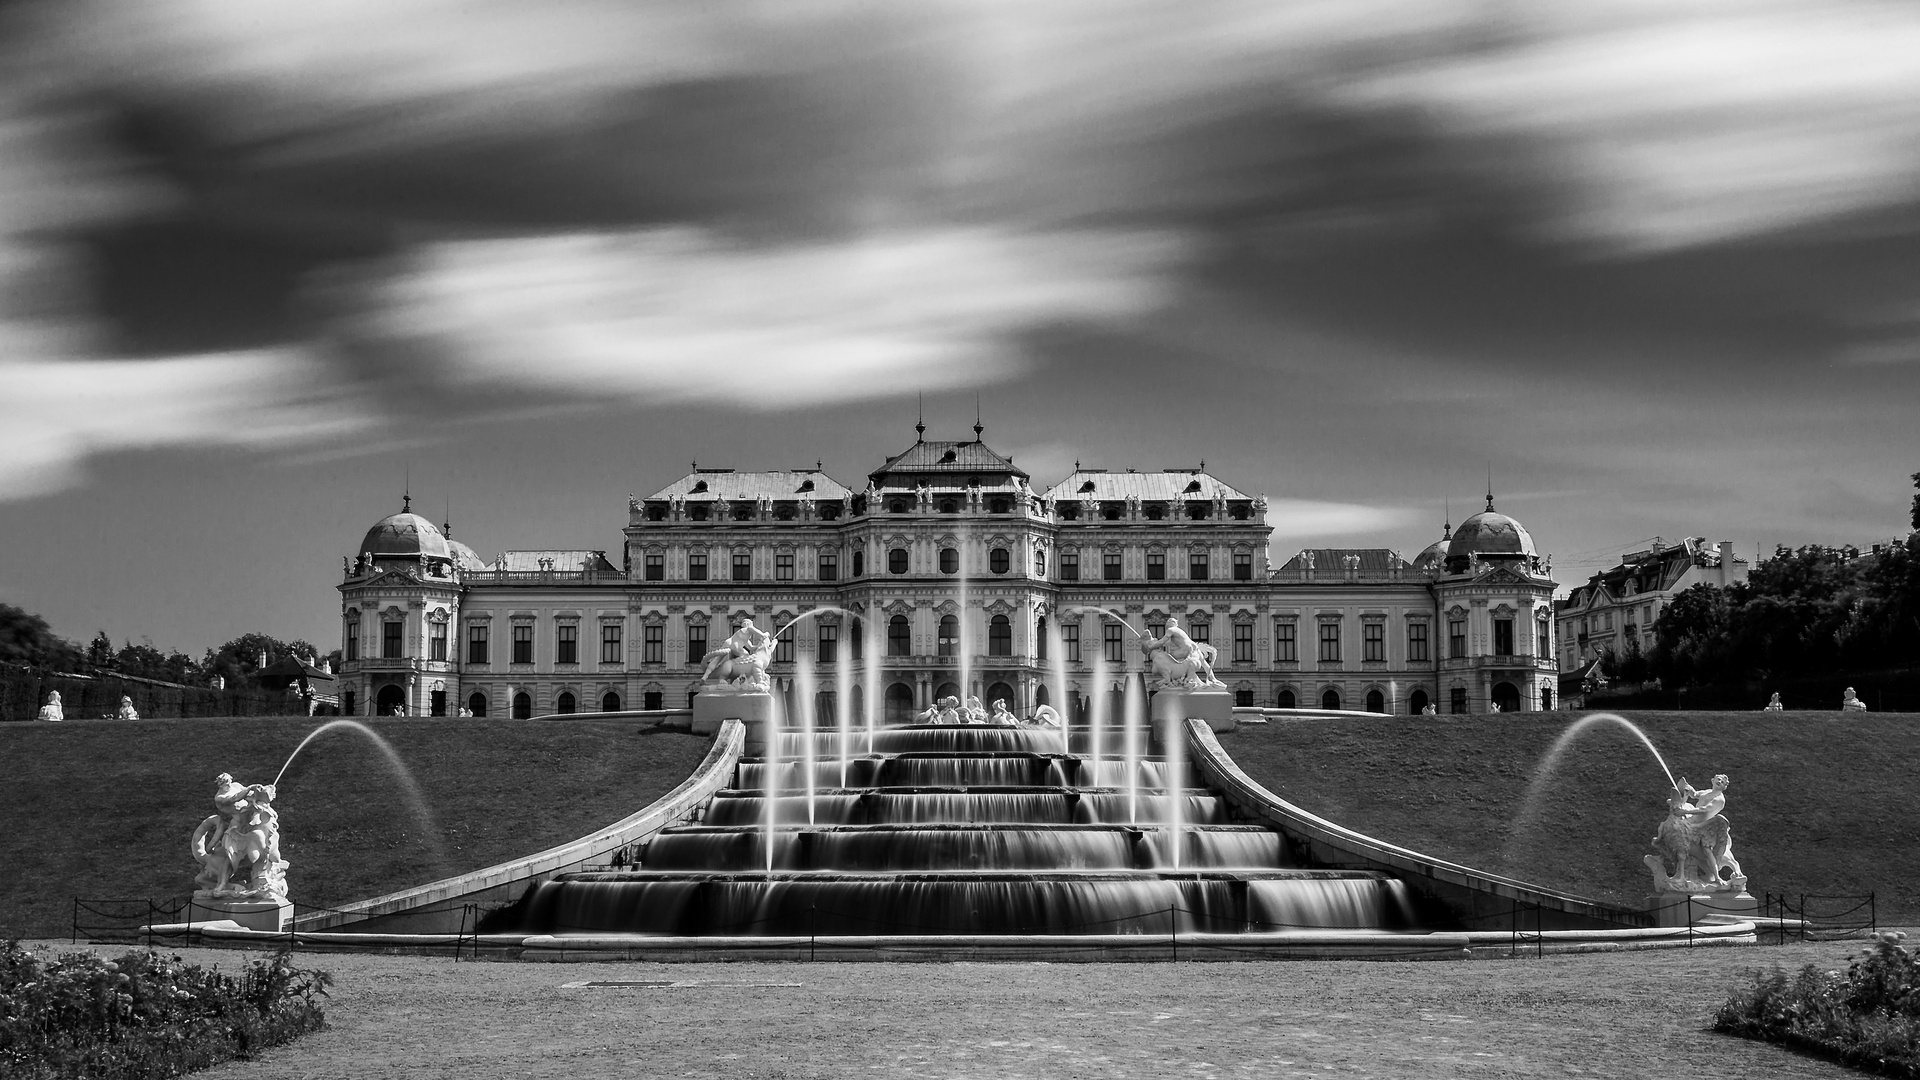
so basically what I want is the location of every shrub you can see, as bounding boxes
[0,940,330,1080]
[1716,931,1920,1077]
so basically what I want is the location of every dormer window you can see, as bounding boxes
[691,480,708,494]
[1143,503,1165,520]
[797,479,815,493]
[1230,504,1251,521]
[732,503,754,521]
[775,505,795,521]
[1078,480,1095,493]
[989,498,1010,514]
[687,504,710,521]
[1186,502,1209,520]
[1060,503,1080,521]
[819,502,841,521]
[941,499,958,514]
[646,504,667,521]
[941,449,958,463]
[1102,503,1122,521]
[1184,479,1203,493]
[889,499,907,514]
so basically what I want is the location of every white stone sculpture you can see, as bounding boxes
[1421,703,1437,716]
[1140,615,1225,689]
[698,616,775,692]
[115,695,139,721]
[989,699,1017,726]
[1030,704,1062,728]
[962,695,989,725]
[190,773,288,902]
[36,690,63,722]
[1645,774,1744,894]
[1842,687,1868,711]
[1762,692,1784,712]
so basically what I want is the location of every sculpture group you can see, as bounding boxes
[1645,773,1745,895]
[699,616,775,693]
[190,773,289,903]
[1140,615,1225,690]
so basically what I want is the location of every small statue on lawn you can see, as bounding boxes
[1762,692,1784,712]
[1841,687,1868,712]
[36,690,63,722]
[116,695,139,721]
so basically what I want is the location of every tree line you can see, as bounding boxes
[0,603,336,689]
[1646,473,1920,690]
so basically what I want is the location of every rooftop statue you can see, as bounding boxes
[1645,774,1744,894]
[1842,687,1868,711]
[191,773,289,902]
[698,616,774,693]
[36,690,62,722]
[1762,692,1785,712]
[1141,615,1225,690]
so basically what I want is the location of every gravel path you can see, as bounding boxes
[33,939,1873,1079]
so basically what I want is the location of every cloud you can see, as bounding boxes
[339,226,1187,409]
[1264,499,1417,545]
[0,350,366,501]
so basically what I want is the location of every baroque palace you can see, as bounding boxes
[337,427,1558,720]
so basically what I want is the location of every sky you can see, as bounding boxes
[2,0,1918,658]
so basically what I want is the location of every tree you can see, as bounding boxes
[1649,583,1734,687]
[86,630,115,670]
[201,633,324,687]
[114,640,201,683]
[0,604,80,670]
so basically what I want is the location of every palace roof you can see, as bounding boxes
[869,439,1028,484]
[493,550,620,573]
[1276,548,1403,573]
[1039,469,1250,503]
[644,469,852,502]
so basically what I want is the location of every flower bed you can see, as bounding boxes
[1716,931,1920,1077]
[0,942,329,1080]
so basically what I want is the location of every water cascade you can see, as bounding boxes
[1122,670,1143,825]
[793,662,818,826]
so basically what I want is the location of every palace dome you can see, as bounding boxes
[1445,502,1536,569]
[360,510,451,560]
[1410,534,1451,573]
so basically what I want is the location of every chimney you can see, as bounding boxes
[1718,540,1735,584]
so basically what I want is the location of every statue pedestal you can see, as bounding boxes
[1646,889,1758,927]
[1150,688,1235,747]
[691,690,777,754]
[188,897,292,933]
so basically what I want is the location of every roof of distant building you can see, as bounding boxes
[871,439,1027,483]
[645,469,852,502]
[493,550,619,573]
[1039,469,1250,502]
[1276,548,1403,572]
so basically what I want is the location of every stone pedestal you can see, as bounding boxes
[188,898,292,933]
[1646,889,1758,927]
[1150,687,1235,747]
[691,690,777,754]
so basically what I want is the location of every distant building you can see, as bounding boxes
[1554,537,1748,670]
[335,430,1560,719]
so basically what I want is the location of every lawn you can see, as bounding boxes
[0,718,714,940]
[1218,710,1920,925]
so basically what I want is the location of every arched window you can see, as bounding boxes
[1034,549,1046,576]
[934,681,960,703]
[888,499,907,514]
[887,615,910,656]
[988,614,1011,656]
[937,615,959,656]
[1541,684,1554,710]
[342,689,357,715]
[1409,688,1430,716]
[1276,688,1296,709]
[376,685,405,716]
[601,691,621,712]
[985,681,1016,712]
[1365,689,1385,714]
[557,691,576,714]
[1321,688,1341,710]
[989,548,1010,574]
[884,682,916,723]
[512,692,532,720]
[850,620,864,659]
[1492,682,1521,713]
[1035,616,1047,660]
[940,499,958,514]
[852,550,864,576]
[888,547,909,574]
[1035,684,1050,707]
[467,691,487,717]
[940,547,958,574]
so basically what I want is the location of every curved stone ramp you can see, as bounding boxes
[1187,719,1645,932]
[291,719,746,934]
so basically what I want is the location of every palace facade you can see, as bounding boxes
[337,430,1559,720]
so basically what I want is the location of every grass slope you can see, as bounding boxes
[0,718,713,940]
[1218,710,1920,924]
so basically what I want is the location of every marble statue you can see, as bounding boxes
[1762,692,1784,712]
[1421,703,1437,716]
[1031,704,1062,728]
[962,696,989,725]
[1645,774,1744,894]
[115,695,139,721]
[1842,687,1868,711]
[1140,615,1224,689]
[989,699,1017,726]
[36,690,63,722]
[699,616,775,692]
[190,773,288,902]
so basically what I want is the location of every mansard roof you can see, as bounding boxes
[870,439,1027,484]
[1039,469,1250,502]
[1276,548,1402,573]
[645,469,852,502]
[494,550,620,573]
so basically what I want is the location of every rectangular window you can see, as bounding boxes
[1233,551,1252,580]
[1537,619,1550,659]
[1190,550,1209,580]
[1274,621,1297,662]
[430,689,446,716]
[1407,622,1429,663]
[467,624,488,664]
[1233,622,1253,663]
[1603,612,1612,631]
[1363,621,1385,662]
[818,624,837,664]
[644,691,664,710]
[775,550,794,581]
[602,623,623,664]
[345,621,359,662]
[1191,621,1210,645]
[1493,618,1514,656]
[688,551,707,580]
[1103,550,1122,581]
[1451,686,1468,714]
[686,624,707,665]
[1061,551,1079,581]
[512,624,533,664]
[430,620,448,661]
[1064,623,1081,662]
[383,621,403,659]
[732,551,752,581]
[643,624,663,664]
[1146,551,1166,580]
[818,550,838,580]
[775,632,794,664]
[1448,619,1467,659]
[644,553,663,581]
[1317,621,1340,663]
[1103,623,1125,662]
[556,624,578,664]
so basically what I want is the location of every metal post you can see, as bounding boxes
[1511,900,1518,959]
[1170,905,1177,962]
[71,897,78,945]
[1871,892,1877,936]
[1800,893,1807,942]
[1535,903,1542,959]
[809,905,816,962]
